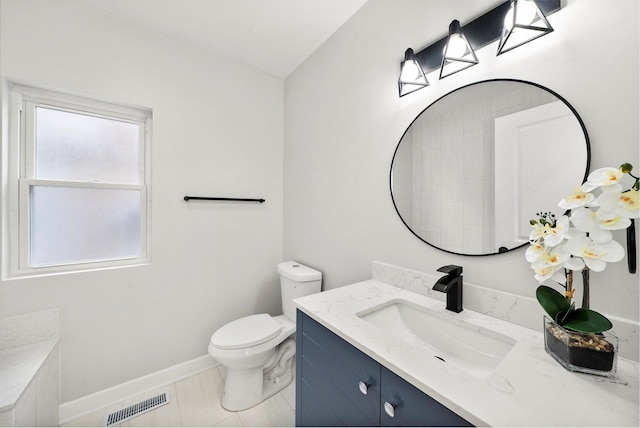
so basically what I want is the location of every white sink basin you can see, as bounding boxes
[357,299,516,378]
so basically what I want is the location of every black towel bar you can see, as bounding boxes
[183,196,265,203]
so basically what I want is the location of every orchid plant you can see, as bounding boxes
[527,163,639,333]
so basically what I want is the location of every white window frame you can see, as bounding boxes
[4,84,152,278]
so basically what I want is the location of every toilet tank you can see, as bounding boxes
[278,261,322,321]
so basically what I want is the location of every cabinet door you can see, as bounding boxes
[380,367,473,427]
[297,311,380,427]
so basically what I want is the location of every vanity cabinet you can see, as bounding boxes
[296,310,472,427]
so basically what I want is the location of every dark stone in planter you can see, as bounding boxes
[544,318,616,375]
[545,327,614,372]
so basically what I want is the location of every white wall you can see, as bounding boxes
[2,0,638,405]
[0,0,284,402]
[284,0,639,339]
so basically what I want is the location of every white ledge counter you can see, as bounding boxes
[294,280,640,427]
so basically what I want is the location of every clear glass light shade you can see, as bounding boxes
[399,48,429,97]
[440,20,478,79]
[497,0,553,55]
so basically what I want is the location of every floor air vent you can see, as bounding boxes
[104,392,170,426]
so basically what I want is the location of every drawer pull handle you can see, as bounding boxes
[384,401,396,418]
[358,381,370,395]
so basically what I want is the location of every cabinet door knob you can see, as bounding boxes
[384,401,396,418]
[358,381,370,395]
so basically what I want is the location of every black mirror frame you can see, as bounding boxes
[390,78,592,257]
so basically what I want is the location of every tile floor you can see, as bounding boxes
[62,365,295,427]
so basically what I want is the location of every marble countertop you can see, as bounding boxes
[0,340,59,412]
[294,280,640,427]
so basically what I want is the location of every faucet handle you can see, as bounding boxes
[437,265,463,276]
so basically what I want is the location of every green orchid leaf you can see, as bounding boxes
[536,285,570,319]
[554,311,567,325]
[555,302,576,325]
[561,308,613,333]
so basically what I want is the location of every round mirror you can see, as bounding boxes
[390,79,590,256]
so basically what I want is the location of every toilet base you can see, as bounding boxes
[221,338,296,411]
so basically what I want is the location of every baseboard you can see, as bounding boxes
[58,354,217,425]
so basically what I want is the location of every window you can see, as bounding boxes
[4,84,151,277]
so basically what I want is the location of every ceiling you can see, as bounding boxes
[78,0,369,79]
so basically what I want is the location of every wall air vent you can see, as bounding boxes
[104,392,170,426]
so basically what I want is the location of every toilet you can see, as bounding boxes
[208,261,322,411]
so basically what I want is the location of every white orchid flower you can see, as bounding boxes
[545,242,585,271]
[620,189,640,217]
[541,245,570,267]
[525,241,545,263]
[595,212,632,230]
[569,207,614,243]
[564,255,585,271]
[550,268,567,284]
[558,188,594,210]
[529,163,635,286]
[542,215,570,247]
[581,167,623,192]
[563,235,625,272]
[529,223,546,243]
[531,258,564,283]
[569,207,596,232]
[597,189,640,219]
[599,183,624,193]
[546,244,585,271]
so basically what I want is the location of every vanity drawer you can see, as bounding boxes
[380,366,472,427]
[301,312,380,380]
[298,311,380,426]
[301,348,378,426]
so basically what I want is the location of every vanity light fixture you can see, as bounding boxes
[397,0,560,97]
[497,0,554,55]
[398,48,429,97]
[440,20,479,79]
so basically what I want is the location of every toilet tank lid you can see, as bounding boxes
[278,261,322,282]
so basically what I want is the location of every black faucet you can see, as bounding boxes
[432,265,463,313]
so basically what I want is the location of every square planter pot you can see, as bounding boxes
[543,316,618,378]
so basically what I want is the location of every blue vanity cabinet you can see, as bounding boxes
[296,310,381,426]
[296,310,473,427]
[380,366,473,427]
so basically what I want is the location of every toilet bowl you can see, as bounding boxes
[208,261,322,411]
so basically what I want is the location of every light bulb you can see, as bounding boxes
[445,34,468,59]
[504,0,539,30]
[400,60,422,83]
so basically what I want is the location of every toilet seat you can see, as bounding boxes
[211,314,282,350]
